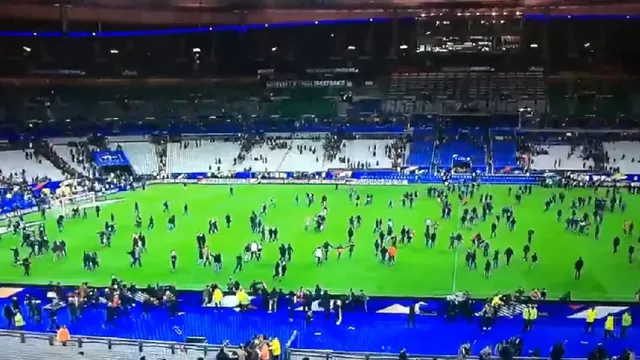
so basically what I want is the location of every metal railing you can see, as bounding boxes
[0,330,590,360]
[286,349,590,360]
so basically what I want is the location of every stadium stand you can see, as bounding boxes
[0,150,62,182]
[491,140,519,171]
[603,141,640,174]
[278,140,325,172]
[167,140,242,174]
[115,142,160,175]
[406,141,436,168]
[436,139,487,170]
[264,89,338,119]
[386,71,546,115]
[324,140,398,170]
[0,187,38,214]
[240,143,289,172]
[529,145,595,171]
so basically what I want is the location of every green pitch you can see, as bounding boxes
[0,184,638,301]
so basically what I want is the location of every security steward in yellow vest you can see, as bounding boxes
[585,307,597,333]
[621,311,632,338]
[529,305,538,331]
[14,312,25,330]
[604,314,614,340]
[522,305,532,332]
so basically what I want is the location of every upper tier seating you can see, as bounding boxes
[117,142,159,175]
[530,145,594,171]
[265,88,338,119]
[167,141,241,173]
[386,71,546,114]
[547,80,632,117]
[0,150,62,181]
[347,99,383,117]
[603,141,640,174]
[2,84,262,123]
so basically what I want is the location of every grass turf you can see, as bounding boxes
[0,184,638,301]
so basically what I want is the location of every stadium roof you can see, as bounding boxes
[0,0,638,24]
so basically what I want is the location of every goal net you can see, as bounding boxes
[53,192,97,217]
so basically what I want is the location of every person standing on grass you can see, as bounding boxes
[574,257,584,280]
[530,253,538,270]
[613,236,621,253]
[213,252,223,273]
[314,247,323,266]
[522,244,530,262]
[504,247,514,265]
[234,253,243,273]
[170,250,177,271]
[484,259,491,278]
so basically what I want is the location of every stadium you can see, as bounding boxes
[0,0,638,359]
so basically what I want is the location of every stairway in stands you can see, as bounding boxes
[35,140,82,179]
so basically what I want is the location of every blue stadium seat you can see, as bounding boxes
[407,141,435,167]
[492,140,518,170]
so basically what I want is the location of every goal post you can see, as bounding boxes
[54,192,97,216]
